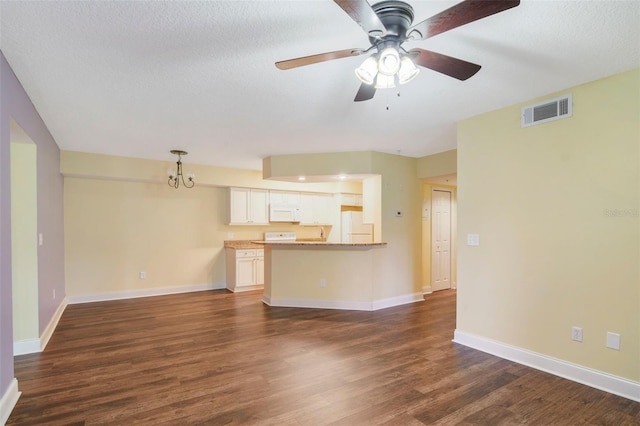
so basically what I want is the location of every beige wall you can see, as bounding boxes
[457,68,639,381]
[416,149,456,179]
[370,152,422,300]
[266,247,376,303]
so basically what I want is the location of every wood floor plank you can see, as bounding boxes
[8,289,639,425]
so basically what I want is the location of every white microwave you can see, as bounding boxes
[269,203,301,222]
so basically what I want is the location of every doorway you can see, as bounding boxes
[431,189,452,292]
[10,118,39,355]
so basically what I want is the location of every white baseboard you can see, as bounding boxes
[13,339,40,356]
[372,292,424,310]
[67,282,226,304]
[14,298,68,356]
[228,284,264,293]
[453,330,640,403]
[263,292,423,311]
[422,285,432,294]
[0,378,20,425]
[40,297,68,352]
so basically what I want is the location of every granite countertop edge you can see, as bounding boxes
[225,240,387,248]
[255,241,387,247]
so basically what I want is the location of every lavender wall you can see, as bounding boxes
[0,51,65,397]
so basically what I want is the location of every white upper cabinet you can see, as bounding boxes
[340,193,363,206]
[228,188,269,225]
[300,193,333,225]
[269,190,301,205]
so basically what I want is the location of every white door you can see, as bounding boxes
[431,189,452,292]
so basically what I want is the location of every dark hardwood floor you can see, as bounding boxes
[9,289,639,425]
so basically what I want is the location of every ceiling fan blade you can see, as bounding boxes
[275,48,364,70]
[333,0,387,37]
[410,49,481,81]
[354,83,376,102]
[407,0,520,41]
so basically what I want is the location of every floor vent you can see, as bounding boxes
[521,94,572,127]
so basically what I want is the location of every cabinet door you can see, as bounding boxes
[312,194,333,225]
[299,193,315,225]
[236,257,256,286]
[249,189,269,225]
[229,188,268,225]
[229,188,250,224]
[300,193,334,225]
[255,256,265,285]
[269,190,301,205]
[341,193,356,206]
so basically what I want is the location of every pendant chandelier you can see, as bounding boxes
[168,150,195,189]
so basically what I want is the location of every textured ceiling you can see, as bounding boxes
[1,1,639,171]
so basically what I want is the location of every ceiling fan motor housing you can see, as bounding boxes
[370,0,415,45]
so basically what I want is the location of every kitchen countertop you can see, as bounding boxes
[256,241,387,247]
[225,239,387,248]
[224,240,264,249]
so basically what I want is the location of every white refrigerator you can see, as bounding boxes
[341,211,373,243]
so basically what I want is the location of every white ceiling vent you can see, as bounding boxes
[521,94,572,127]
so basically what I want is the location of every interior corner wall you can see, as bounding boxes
[456,68,640,382]
[0,51,66,397]
[370,152,422,300]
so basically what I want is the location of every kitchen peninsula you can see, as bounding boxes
[260,239,388,311]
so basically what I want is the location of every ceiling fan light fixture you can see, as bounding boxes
[398,55,419,84]
[377,47,400,76]
[374,73,396,89]
[355,56,378,85]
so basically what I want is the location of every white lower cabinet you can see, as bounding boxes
[226,248,264,292]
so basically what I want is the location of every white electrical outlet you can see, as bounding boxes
[606,332,620,350]
[319,278,326,288]
[139,271,146,280]
[467,234,480,246]
[38,233,44,246]
[227,232,234,239]
[571,326,583,342]
[53,288,56,300]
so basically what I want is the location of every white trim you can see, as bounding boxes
[263,292,423,311]
[40,297,68,351]
[67,282,226,304]
[0,378,21,425]
[453,330,640,403]
[422,285,432,294]
[13,298,68,356]
[372,292,424,310]
[13,339,40,356]
[228,285,264,293]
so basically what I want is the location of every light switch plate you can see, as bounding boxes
[467,234,480,246]
[606,332,621,350]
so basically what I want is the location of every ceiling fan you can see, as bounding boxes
[275,0,520,102]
